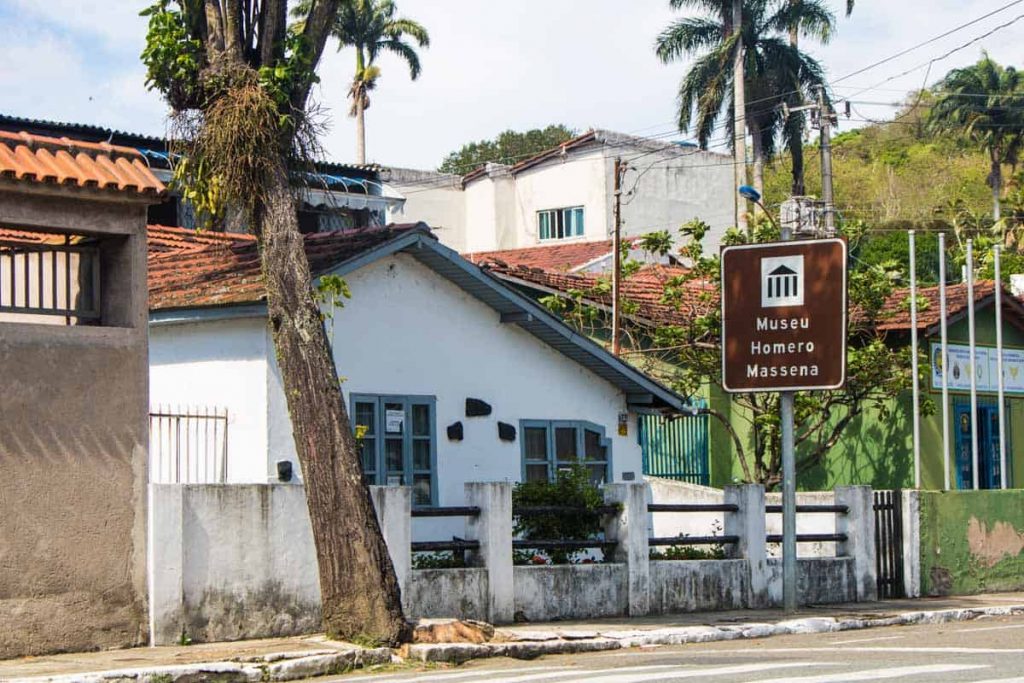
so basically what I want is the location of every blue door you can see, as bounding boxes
[638,408,709,485]
[953,398,1006,489]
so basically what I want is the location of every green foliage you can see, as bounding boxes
[439,125,578,175]
[650,544,725,560]
[512,465,608,564]
[140,1,203,110]
[411,552,466,570]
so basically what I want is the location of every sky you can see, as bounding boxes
[0,1,1019,170]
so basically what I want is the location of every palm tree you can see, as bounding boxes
[294,0,429,164]
[656,0,831,198]
[930,54,1024,221]
[785,0,851,195]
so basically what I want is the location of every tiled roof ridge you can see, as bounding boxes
[0,129,145,162]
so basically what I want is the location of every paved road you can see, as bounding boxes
[326,614,1024,682]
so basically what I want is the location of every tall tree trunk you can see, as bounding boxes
[991,157,1002,221]
[257,161,407,645]
[356,97,367,165]
[732,0,748,233]
[788,0,806,196]
[751,121,765,204]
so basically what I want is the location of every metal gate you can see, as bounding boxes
[873,489,905,599]
[638,409,709,486]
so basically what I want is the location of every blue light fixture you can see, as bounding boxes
[738,185,761,202]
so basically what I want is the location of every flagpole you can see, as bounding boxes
[967,239,979,490]
[939,233,951,491]
[909,231,921,489]
[995,245,1007,489]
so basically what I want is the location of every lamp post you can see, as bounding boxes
[736,185,797,612]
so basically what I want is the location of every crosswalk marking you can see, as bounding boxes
[829,635,904,644]
[336,666,567,682]
[956,623,1024,633]
[753,645,1024,655]
[566,662,826,683]
[751,663,989,683]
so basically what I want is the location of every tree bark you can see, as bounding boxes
[356,96,367,165]
[751,122,765,213]
[991,157,1003,221]
[788,0,806,196]
[256,161,408,645]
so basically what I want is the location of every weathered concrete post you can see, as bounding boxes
[604,483,650,617]
[902,489,921,598]
[369,486,412,609]
[724,484,768,608]
[148,484,184,646]
[835,486,877,601]
[465,482,514,624]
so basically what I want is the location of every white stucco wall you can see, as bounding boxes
[508,148,610,248]
[619,149,735,254]
[149,317,270,483]
[266,253,644,507]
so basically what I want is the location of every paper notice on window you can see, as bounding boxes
[385,409,404,433]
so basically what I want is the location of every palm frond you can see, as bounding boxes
[656,17,726,63]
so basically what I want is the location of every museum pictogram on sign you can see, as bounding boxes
[761,255,804,308]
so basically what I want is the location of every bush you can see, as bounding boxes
[411,551,466,570]
[512,465,611,564]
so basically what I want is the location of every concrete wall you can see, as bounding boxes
[149,481,874,643]
[919,490,1024,596]
[0,189,150,657]
[647,477,839,558]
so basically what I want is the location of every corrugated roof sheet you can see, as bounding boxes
[0,130,164,197]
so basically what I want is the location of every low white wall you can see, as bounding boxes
[649,560,748,614]
[149,483,320,645]
[648,477,839,558]
[513,564,628,622]
[767,558,857,606]
[408,568,489,621]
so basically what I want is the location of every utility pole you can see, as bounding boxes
[816,85,835,234]
[733,0,748,233]
[612,157,625,356]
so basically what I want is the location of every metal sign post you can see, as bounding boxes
[721,236,847,613]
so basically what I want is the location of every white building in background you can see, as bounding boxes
[146,224,686,538]
[385,129,735,255]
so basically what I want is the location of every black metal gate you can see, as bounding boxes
[873,489,905,599]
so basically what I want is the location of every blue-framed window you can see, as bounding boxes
[519,420,611,485]
[351,394,437,506]
[538,206,584,240]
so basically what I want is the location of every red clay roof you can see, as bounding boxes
[487,260,714,325]
[148,224,425,311]
[870,280,1015,332]
[464,239,626,272]
[0,130,164,197]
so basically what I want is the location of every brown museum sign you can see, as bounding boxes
[721,239,848,393]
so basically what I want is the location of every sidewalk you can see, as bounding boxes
[4,593,1023,681]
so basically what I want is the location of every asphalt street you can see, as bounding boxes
[324,614,1024,682]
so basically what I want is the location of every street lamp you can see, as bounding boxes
[737,185,782,234]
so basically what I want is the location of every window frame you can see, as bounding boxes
[537,206,585,241]
[518,419,612,484]
[350,393,438,506]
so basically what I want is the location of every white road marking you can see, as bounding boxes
[336,667,568,682]
[552,662,826,683]
[970,678,1024,683]
[956,623,1024,633]
[830,635,904,644]
[749,646,1024,655]
[751,663,989,683]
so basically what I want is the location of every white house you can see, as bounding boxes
[147,224,686,537]
[386,129,735,256]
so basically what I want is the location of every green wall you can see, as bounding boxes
[920,490,1024,595]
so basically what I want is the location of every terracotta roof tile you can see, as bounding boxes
[486,260,714,325]
[147,224,424,311]
[0,130,164,196]
[464,239,627,272]
[869,281,1010,332]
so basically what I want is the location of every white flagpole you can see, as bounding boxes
[909,231,921,489]
[939,233,951,491]
[995,245,1007,489]
[967,239,980,490]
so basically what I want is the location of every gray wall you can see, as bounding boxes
[0,187,150,657]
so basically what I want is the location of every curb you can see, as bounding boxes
[10,646,393,683]
[403,604,1024,663]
